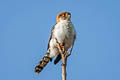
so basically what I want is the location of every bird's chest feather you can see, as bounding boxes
[54,21,73,43]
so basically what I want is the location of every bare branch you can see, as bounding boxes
[55,38,72,80]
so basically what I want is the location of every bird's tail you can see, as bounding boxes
[35,52,52,73]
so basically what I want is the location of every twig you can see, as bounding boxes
[55,38,72,80]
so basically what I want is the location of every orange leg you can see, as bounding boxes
[65,50,67,54]
[60,45,65,52]
[60,46,68,54]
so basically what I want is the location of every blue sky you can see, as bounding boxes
[0,0,120,80]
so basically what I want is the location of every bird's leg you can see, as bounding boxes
[55,38,63,54]
[65,51,67,54]
[60,45,65,54]
[55,38,65,53]
[66,41,74,57]
[66,46,73,57]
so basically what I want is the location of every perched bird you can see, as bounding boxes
[35,11,76,73]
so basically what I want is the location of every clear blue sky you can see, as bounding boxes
[0,0,120,80]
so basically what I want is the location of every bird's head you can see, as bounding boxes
[56,11,71,23]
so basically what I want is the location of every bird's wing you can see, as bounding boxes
[47,24,56,50]
[54,54,61,64]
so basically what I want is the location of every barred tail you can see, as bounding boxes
[35,53,52,73]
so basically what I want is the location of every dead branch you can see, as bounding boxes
[56,39,72,80]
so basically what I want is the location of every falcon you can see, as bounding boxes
[35,11,76,73]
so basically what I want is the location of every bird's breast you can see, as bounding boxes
[53,20,74,48]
